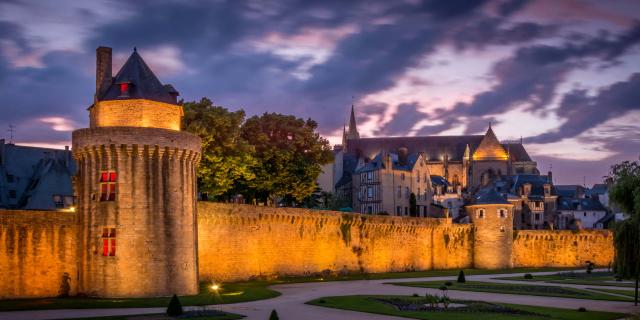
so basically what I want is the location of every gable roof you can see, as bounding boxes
[473,126,508,160]
[98,49,178,105]
[558,197,606,211]
[471,187,510,205]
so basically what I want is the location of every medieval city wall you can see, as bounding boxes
[512,230,614,267]
[197,202,474,281]
[0,210,78,299]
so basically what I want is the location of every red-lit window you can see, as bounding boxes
[100,170,117,201]
[102,227,116,256]
[119,83,130,97]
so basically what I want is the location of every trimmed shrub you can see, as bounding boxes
[269,309,279,320]
[444,281,453,286]
[524,273,534,279]
[166,294,183,317]
[412,293,420,297]
[578,307,587,312]
[457,270,466,283]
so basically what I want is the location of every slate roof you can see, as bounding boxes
[502,143,532,162]
[346,135,482,162]
[558,197,606,211]
[354,152,423,173]
[0,140,75,210]
[586,184,608,197]
[98,49,179,105]
[555,185,584,198]
[510,174,555,196]
[431,175,450,186]
[471,187,510,205]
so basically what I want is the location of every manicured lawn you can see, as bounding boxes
[496,271,635,288]
[390,280,633,302]
[0,281,279,311]
[587,288,638,298]
[0,267,579,312]
[306,295,625,320]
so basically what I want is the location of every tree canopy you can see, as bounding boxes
[182,100,333,205]
[241,112,333,205]
[182,98,256,199]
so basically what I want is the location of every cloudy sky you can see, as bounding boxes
[0,0,638,186]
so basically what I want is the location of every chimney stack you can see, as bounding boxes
[96,46,112,99]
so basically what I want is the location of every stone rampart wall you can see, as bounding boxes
[197,202,473,281]
[512,230,614,267]
[0,210,78,299]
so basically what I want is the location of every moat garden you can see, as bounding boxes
[0,267,637,319]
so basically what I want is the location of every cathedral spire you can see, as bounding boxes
[347,104,360,140]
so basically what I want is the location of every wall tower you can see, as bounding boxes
[72,47,201,297]
[466,188,514,269]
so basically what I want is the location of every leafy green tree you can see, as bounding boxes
[182,98,256,199]
[241,113,333,205]
[607,161,640,305]
[409,193,417,216]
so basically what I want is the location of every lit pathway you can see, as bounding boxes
[1,271,638,320]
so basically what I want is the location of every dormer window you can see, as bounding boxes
[118,82,131,97]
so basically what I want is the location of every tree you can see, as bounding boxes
[182,98,256,200]
[457,270,466,283]
[166,294,183,316]
[241,113,333,205]
[269,309,279,320]
[409,193,417,216]
[607,161,640,305]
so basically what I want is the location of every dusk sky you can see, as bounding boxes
[0,0,638,186]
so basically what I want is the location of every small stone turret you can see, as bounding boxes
[467,188,514,269]
[73,47,201,297]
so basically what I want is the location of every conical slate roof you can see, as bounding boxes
[471,187,510,205]
[472,125,508,160]
[98,49,178,105]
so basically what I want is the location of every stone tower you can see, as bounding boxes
[72,47,201,297]
[466,188,514,269]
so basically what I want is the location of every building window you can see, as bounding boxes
[367,186,373,199]
[100,171,117,201]
[500,226,505,232]
[6,174,14,183]
[367,206,372,214]
[8,189,16,199]
[417,172,420,182]
[53,195,64,208]
[417,188,421,200]
[583,212,587,217]
[401,173,405,181]
[396,206,401,215]
[498,208,507,218]
[535,213,540,221]
[405,187,410,198]
[404,207,408,216]
[367,171,373,180]
[102,227,116,256]
[397,186,402,198]
[477,209,485,219]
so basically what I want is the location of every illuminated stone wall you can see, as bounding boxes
[89,99,183,130]
[512,230,614,267]
[197,202,474,281]
[0,210,78,299]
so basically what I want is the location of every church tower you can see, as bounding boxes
[72,47,201,297]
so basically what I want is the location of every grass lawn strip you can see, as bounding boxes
[494,271,635,288]
[55,312,244,320]
[306,295,624,320]
[390,280,633,302]
[587,288,638,298]
[0,267,579,312]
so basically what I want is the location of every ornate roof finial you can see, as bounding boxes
[133,46,137,52]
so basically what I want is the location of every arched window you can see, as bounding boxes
[498,208,508,218]
[477,208,486,219]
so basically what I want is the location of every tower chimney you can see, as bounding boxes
[96,46,112,98]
